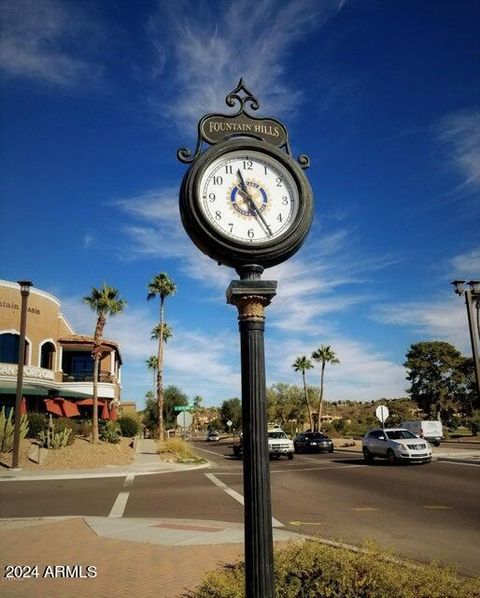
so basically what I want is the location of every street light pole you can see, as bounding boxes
[11,280,32,470]
[452,280,480,400]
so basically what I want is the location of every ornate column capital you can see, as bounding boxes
[226,280,277,321]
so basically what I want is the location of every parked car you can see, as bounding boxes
[206,431,220,442]
[362,428,432,464]
[294,432,334,453]
[401,420,443,446]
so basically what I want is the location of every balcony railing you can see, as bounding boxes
[62,372,115,383]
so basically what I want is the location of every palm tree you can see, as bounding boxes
[311,345,339,432]
[292,356,314,431]
[83,283,126,444]
[150,323,173,344]
[147,272,176,440]
[146,356,158,393]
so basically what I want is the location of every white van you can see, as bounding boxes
[401,420,443,446]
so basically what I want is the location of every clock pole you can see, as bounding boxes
[227,264,277,598]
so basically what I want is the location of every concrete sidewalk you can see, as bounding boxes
[0,439,303,597]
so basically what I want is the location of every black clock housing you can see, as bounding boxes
[179,138,313,269]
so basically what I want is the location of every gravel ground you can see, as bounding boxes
[0,436,135,470]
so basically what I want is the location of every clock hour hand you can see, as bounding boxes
[236,169,273,237]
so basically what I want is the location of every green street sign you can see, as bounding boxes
[174,405,193,412]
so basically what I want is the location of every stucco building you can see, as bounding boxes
[0,280,122,415]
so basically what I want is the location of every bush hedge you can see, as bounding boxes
[117,415,140,437]
[26,412,48,438]
[53,417,77,445]
[189,540,480,598]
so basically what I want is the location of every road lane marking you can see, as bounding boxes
[108,492,130,518]
[108,473,135,518]
[289,521,323,526]
[423,505,452,510]
[205,473,284,528]
[193,445,229,457]
[351,507,379,512]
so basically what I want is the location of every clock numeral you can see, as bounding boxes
[282,196,288,205]
[264,166,268,175]
[276,177,283,187]
[243,160,253,171]
[228,223,234,233]
[213,176,223,185]
[277,213,283,223]
[247,228,254,238]
[225,165,233,174]
[209,192,216,202]
[215,210,222,220]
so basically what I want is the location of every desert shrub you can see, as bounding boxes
[53,417,78,445]
[158,438,205,464]
[117,415,140,437]
[100,420,121,444]
[77,419,93,438]
[0,407,28,453]
[26,412,48,438]
[38,426,71,450]
[189,540,480,598]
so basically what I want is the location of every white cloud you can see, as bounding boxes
[437,109,480,197]
[148,0,346,130]
[267,335,406,401]
[0,0,102,87]
[450,247,480,278]
[373,298,470,355]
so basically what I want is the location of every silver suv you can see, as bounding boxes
[362,428,432,464]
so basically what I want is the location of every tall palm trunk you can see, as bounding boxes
[157,299,165,441]
[317,363,326,432]
[92,313,106,444]
[302,372,314,431]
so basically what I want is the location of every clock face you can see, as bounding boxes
[197,149,299,246]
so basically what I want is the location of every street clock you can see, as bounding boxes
[178,80,313,269]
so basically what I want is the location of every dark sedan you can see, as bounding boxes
[294,432,334,453]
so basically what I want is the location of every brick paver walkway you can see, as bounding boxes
[0,518,244,597]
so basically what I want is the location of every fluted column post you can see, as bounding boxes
[226,265,277,598]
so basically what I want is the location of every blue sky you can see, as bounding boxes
[1,0,479,408]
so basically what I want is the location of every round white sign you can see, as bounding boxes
[176,411,193,428]
[375,405,389,424]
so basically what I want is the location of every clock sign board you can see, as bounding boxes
[177,79,313,269]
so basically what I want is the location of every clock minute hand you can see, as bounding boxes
[236,170,273,237]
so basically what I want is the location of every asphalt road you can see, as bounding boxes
[0,440,479,575]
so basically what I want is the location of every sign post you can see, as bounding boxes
[375,405,389,430]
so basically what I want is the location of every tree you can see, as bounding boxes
[146,356,158,393]
[83,283,126,443]
[151,323,173,343]
[292,356,314,431]
[311,345,340,431]
[266,384,306,435]
[147,272,176,440]
[163,385,188,427]
[404,341,472,419]
[220,398,242,432]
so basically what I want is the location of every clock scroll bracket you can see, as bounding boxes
[177,78,310,169]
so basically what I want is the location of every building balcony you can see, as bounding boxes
[62,372,116,383]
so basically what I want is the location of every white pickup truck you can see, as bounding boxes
[233,427,295,460]
[401,420,444,446]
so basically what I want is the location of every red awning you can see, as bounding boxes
[44,398,80,418]
[76,398,106,406]
[76,398,110,419]
[110,405,118,421]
